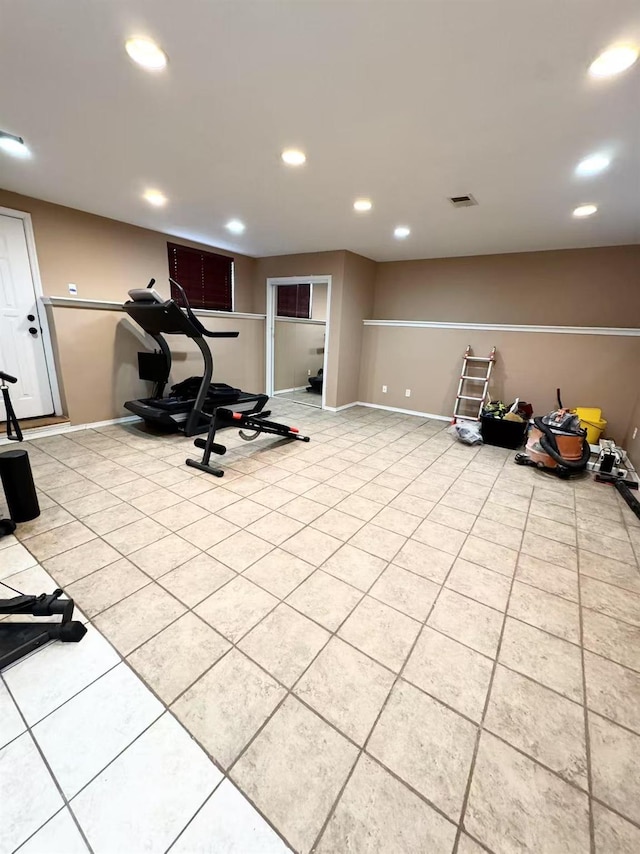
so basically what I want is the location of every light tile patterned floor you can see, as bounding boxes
[2,401,640,853]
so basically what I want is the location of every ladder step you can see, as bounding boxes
[458,395,484,401]
[465,356,493,362]
[455,415,480,422]
[461,375,485,381]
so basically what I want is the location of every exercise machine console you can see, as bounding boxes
[123,279,269,436]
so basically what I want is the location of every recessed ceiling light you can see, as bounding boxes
[575,153,611,177]
[225,219,245,234]
[0,131,31,158]
[125,37,168,70]
[353,199,372,212]
[281,149,306,166]
[573,204,598,218]
[143,189,167,207]
[394,226,411,239]
[589,45,638,78]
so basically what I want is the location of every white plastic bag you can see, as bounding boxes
[449,421,483,446]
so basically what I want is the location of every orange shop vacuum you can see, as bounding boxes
[515,391,591,479]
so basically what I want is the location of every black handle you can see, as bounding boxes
[0,371,17,383]
[28,327,38,335]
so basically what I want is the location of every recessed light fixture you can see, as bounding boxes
[353,199,372,212]
[0,131,31,158]
[575,153,611,177]
[281,149,306,166]
[573,204,598,218]
[225,219,245,234]
[143,189,167,207]
[125,37,168,70]
[589,45,638,78]
[394,226,411,239]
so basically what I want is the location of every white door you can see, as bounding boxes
[0,214,54,419]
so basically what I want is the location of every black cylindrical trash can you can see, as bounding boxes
[0,449,40,522]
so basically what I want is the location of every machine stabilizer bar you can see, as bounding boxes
[187,407,310,477]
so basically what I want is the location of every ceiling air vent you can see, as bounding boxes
[449,194,478,208]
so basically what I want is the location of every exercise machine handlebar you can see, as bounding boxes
[0,371,17,384]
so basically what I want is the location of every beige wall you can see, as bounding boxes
[4,187,639,438]
[254,252,346,407]
[360,245,640,447]
[274,321,325,391]
[253,250,376,409]
[311,283,327,321]
[625,392,640,470]
[46,305,265,425]
[0,188,257,309]
[0,188,261,425]
[373,245,640,326]
[358,326,640,443]
[338,251,376,407]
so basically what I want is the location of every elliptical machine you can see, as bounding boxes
[515,392,590,479]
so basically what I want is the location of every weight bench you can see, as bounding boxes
[186,407,310,477]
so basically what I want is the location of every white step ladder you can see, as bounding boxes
[452,345,496,422]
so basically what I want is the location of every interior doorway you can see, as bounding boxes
[266,276,331,410]
[0,210,59,422]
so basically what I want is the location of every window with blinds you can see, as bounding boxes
[167,243,234,312]
[276,284,311,319]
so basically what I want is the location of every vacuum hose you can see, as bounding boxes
[534,417,591,470]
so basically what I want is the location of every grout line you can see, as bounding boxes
[577,543,597,854]
[10,409,640,852]
[1,677,97,854]
[309,458,488,849]
[450,472,531,853]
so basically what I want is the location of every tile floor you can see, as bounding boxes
[2,400,640,853]
[274,389,321,408]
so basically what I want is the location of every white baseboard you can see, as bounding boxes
[323,402,359,412]
[355,401,450,421]
[0,414,139,444]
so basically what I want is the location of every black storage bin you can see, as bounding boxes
[480,415,528,449]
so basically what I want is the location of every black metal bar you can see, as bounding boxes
[186,408,225,476]
[183,337,214,437]
[2,384,23,442]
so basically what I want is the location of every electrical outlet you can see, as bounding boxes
[405,389,411,397]
[633,427,638,440]
[308,369,311,376]
[382,385,387,393]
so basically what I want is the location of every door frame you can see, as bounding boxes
[0,206,63,416]
[266,275,332,410]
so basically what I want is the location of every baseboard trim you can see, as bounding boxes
[0,414,140,444]
[323,402,359,412]
[355,401,450,421]
[323,400,450,420]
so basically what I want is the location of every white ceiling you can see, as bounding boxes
[0,0,639,261]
